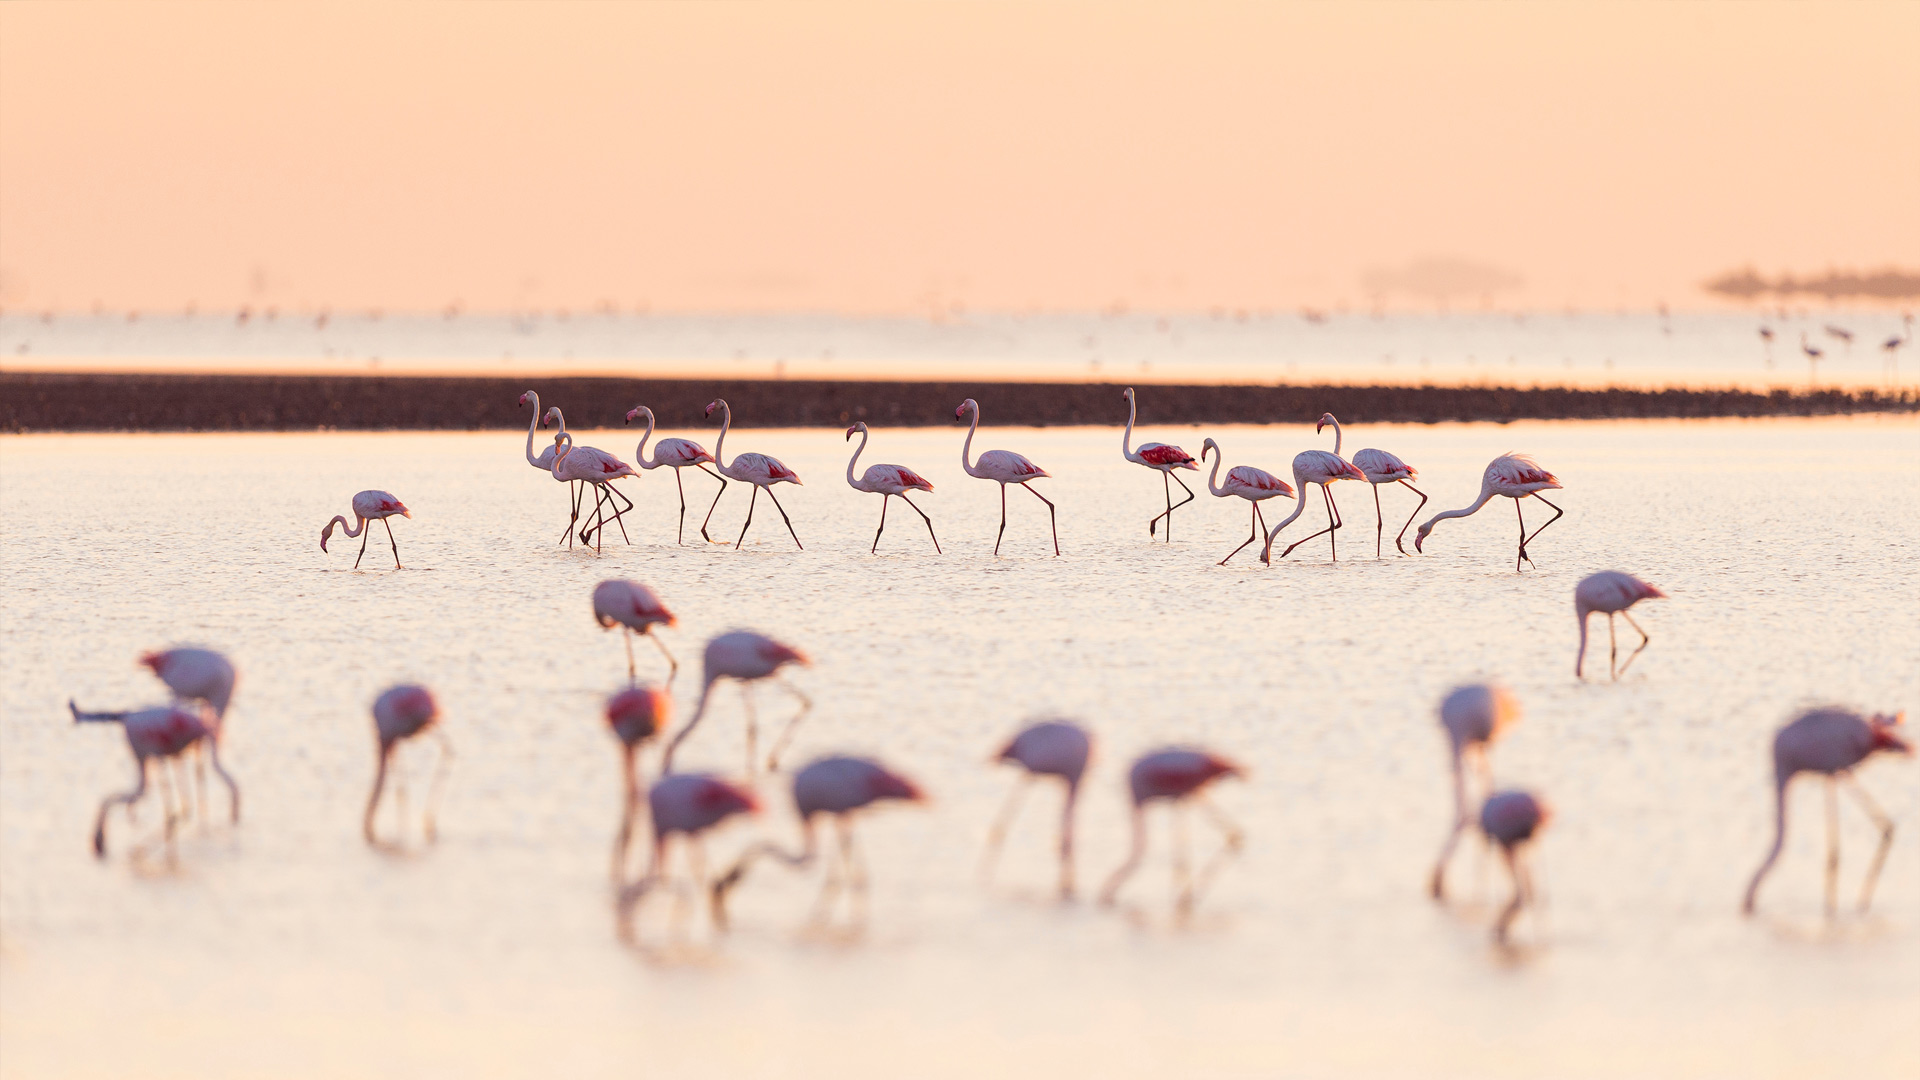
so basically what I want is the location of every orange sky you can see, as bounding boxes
[2,1,1915,315]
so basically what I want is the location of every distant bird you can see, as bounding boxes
[364,685,453,847]
[1758,326,1775,368]
[704,399,804,549]
[956,398,1058,556]
[1743,708,1909,915]
[1098,748,1245,914]
[320,490,410,569]
[592,579,678,683]
[1823,324,1854,350]
[616,773,759,939]
[981,720,1092,898]
[1481,790,1551,943]
[1120,387,1199,541]
[1261,413,1368,563]
[660,631,812,775]
[606,685,669,883]
[1800,333,1824,384]
[1430,683,1522,900]
[72,700,236,857]
[626,404,723,544]
[1883,317,1911,381]
[520,391,579,526]
[1414,453,1564,572]
[141,646,240,822]
[844,422,940,553]
[710,755,925,927]
[1200,438,1294,565]
[551,427,637,553]
[1575,571,1666,680]
[1351,440,1428,557]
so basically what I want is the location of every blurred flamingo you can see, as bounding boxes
[1260,413,1368,563]
[592,579,678,683]
[616,772,759,940]
[981,720,1092,898]
[1121,387,1199,541]
[1199,438,1293,565]
[844,422,940,553]
[141,646,239,821]
[704,399,804,549]
[1481,790,1551,943]
[71,700,237,857]
[956,398,1058,556]
[1575,571,1666,679]
[1800,333,1824,384]
[320,490,410,569]
[364,685,453,847]
[661,631,812,775]
[551,428,636,553]
[1351,441,1427,557]
[1098,747,1244,914]
[1413,453,1564,571]
[1430,683,1522,899]
[606,685,669,883]
[626,404,724,544]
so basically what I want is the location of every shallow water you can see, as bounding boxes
[2,415,1917,1079]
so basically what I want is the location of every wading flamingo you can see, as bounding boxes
[321,490,410,569]
[616,773,759,941]
[981,720,1091,898]
[711,755,925,928]
[626,405,723,544]
[844,422,940,553]
[661,631,811,775]
[1121,387,1199,541]
[704,399,804,550]
[1098,748,1244,914]
[141,647,239,822]
[364,685,453,847]
[551,430,636,553]
[1481,790,1551,944]
[956,398,1057,556]
[1260,413,1367,564]
[1414,454,1564,572]
[592,579,678,683]
[1743,708,1908,916]
[1575,571,1666,680]
[606,685,669,883]
[1883,317,1911,381]
[1430,683,1522,899]
[1800,333,1824,384]
[1351,438,1428,556]
[520,391,580,527]
[71,701,237,858]
[1200,438,1294,566]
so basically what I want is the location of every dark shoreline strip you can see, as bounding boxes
[3,372,1913,432]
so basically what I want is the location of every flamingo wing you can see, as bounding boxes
[879,464,933,492]
[656,438,713,466]
[1139,442,1197,468]
[1352,448,1415,482]
[1228,465,1293,497]
[1488,453,1560,491]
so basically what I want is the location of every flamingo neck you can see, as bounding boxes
[711,401,733,469]
[548,407,569,438]
[960,405,981,475]
[325,514,365,541]
[523,392,545,469]
[1122,392,1137,460]
[633,408,658,469]
[1324,417,1343,457]
[846,426,868,488]
[1264,462,1316,546]
[1421,481,1498,534]
[1204,447,1227,497]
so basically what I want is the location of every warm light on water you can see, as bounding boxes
[2,416,1916,1077]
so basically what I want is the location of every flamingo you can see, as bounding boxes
[1823,323,1854,351]
[1481,790,1551,943]
[956,398,1058,556]
[660,631,811,775]
[519,391,579,526]
[71,700,237,857]
[844,422,940,554]
[1413,453,1564,572]
[1120,387,1199,541]
[1800,333,1824,384]
[626,405,724,544]
[1575,571,1666,680]
[1199,438,1294,566]
[1260,413,1367,564]
[1758,326,1775,368]
[616,772,759,940]
[980,719,1091,898]
[320,490,410,569]
[1350,437,1428,557]
[1430,683,1522,900]
[1882,317,1911,381]
[551,428,637,553]
[606,685,669,883]
[140,647,239,822]
[1097,747,1244,914]
[1743,708,1909,916]
[364,684,453,847]
[592,579,678,683]
[710,755,925,928]
[703,399,804,550]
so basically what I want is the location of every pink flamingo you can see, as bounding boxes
[320,490,410,569]
[364,685,453,847]
[519,391,579,524]
[1413,453,1564,571]
[616,772,759,940]
[1350,435,1428,557]
[1121,387,1199,541]
[1800,333,1824,383]
[1743,708,1909,915]
[703,399,804,550]
[592,579,678,683]
[71,700,237,857]
[1430,683,1522,899]
[1200,437,1294,565]
[1481,790,1551,943]
[661,631,812,775]
[141,647,239,822]
[551,427,637,553]
[981,720,1091,898]
[1098,748,1245,913]
[1260,413,1367,564]
[1575,571,1666,680]
[606,685,669,883]
[844,422,940,553]
[711,755,925,927]
[626,404,724,544]
[956,398,1058,556]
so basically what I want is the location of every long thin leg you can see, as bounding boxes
[1824,778,1840,916]
[1326,484,1343,561]
[383,517,401,569]
[1520,494,1564,568]
[1058,784,1079,899]
[1493,847,1524,943]
[1431,752,1468,900]
[649,631,678,682]
[207,739,241,823]
[363,745,392,845]
[93,759,150,857]
[1221,501,1260,565]
[696,465,726,543]
[1098,806,1148,905]
[1616,611,1652,677]
[742,686,758,775]
[1023,482,1059,556]
[673,469,688,544]
[613,744,639,884]
[1393,480,1427,554]
[1515,496,1529,571]
[978,776,1032,884]
[842,819,869,924]
[1280,485,1339,559]
[623,629,637,683]
[995,483,1008,555]
[1845,778,1896,912]
[1186,796,1245,912]
[606,483,634,545]
[898,493,940,553]
[1150,470,1170,538]
[764,678,813,772]
[660,681,716,774]
[871,494,889,553]
[561,481,584,547]
[354,525,370,569]
[764,487,803,550]
[1607,613,1619,681]
[1172,804,1193,913]
[735,485,759,549]
[423,729,454,844]
[1372,483,1384,557]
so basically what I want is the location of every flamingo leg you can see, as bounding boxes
[382,517,401,569]
[1493,846,1525,943]
[898,493,940,554]
[606,483,634,545]
[363,744,392,846]
[1431,753,1469,900]
[672,468,688,544]
[612,744,639,884]
[741,685,758,775]
[157,764,181,855]
[423,729,454,844]
[696,465,726,543]
[622,628,637,683]
[1393,480,1427,555]
[1172,804,1193,914]
[1058,783,1079,900]
[734,485,759,549]
[1150,470,1170,538]
[812,823,847,924]
[93,758,150,857]
[1372,483,1384,557]
[1616,611,1652,677]
[994,483,1009,555]
[1607,613,1619,681]
[978,775,1033,885]
[763,678,812,772]
[1844,777,1896,913]
[1220,500,1261,565]
[1098,805,1148,905]
[764,487,803,550]
[1186,795,1245,913]
[1326,484,1343,560]
[1514,497,1529,571]
[1519,494,1564,569]
[207,738,240,824]
[842,818,869,923]
[1280,485,1338,559]
[871,493,889,553]
[649,631,678,682]
[561,481,584,546]
[354,523,370,569]
[1022,482,1060,556]
[1824,778,1840,916]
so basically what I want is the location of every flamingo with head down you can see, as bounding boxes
[616,772,760,941]
[1098,747,1245,914]
[704,399,804,550]
[1414,453,1564,571]
[844,422,940,553]
[956,398,1057,556]
[660,631,812,775]
[71,700,237,858]
[1482,789,1551,943]
[551,422,637,553]
[592,579,678,683]
[1575,571,1666,680]
[605,685,669,883]
[364,684,453,848]
[1121,387,1199,541]
[1200,438,1294,565]
[627,405,724,544]
[1347,424,1427,557]
[140,647,240,822]
[1260,413,1367,564]
[320,490,410,569]
[981,719,1092,898]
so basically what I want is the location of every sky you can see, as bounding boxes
[1,1,1915,315]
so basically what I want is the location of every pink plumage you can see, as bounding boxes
[845,422,942,553]
[705,399,806,550]
[957,398,1059,556]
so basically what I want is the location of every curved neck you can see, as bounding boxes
[633,408,657,468]
[326,513,365,539]
[711,400,732,467]
[1323,417,1343,456]
[960,404,981,475]
[1266,463,1315,539]
[1205,447,1227,496]
[1122,392,1137,458]
[1425,482,1498,531]
[1744,777,1792,911]
[846,426,868,487]
[548,407,568,436]
[524,392,544,468]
